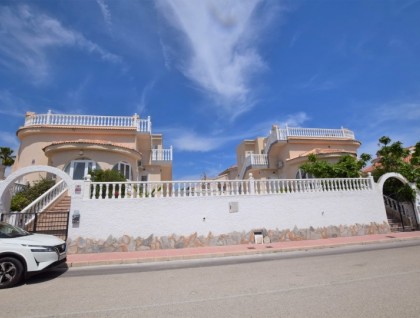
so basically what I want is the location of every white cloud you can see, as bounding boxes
[374,102,420,123]
[164,111,310,153]
[96,0,112,30]
[0,131,19,150]
[136,80,156,115]
[281,112,311,127]
[0,5,121,83]
[354,100,420,156]
[167,129,225,152]
[156,0,273,119]
[299,73,338,91]
[0,90,29,117]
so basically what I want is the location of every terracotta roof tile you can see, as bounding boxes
[44,139,138,153]
[299,148,356,157]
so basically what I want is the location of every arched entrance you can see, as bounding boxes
[377,173,418,232]
[0,166,75,240]
[0,165,74,213]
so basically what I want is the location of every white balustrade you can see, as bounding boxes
[88,177,373,200]
[264,126,355,154]
[20,180,67,214]
[151,147,173,161]
[24,111,152,133]
[239,154,268,179]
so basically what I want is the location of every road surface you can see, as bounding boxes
[2,241,420,317]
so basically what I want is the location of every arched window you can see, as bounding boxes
[112,161,132,180]
[64,159,98,180]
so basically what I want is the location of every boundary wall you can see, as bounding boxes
[67,176,390,253]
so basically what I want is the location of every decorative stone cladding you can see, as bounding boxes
[68,222,390,254]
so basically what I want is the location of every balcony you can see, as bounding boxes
[151,147,173,162]
[264,126,355,154]
[24,111,152,133]
[239,154,268,179]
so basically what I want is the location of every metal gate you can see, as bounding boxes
[1,211,70,241]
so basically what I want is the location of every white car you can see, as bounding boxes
[0,222,67,289]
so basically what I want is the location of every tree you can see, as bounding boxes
[300,153,371,178]
[371,137,420,202]
[0,147,16,179]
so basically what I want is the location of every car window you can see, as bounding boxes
[0,222,30,238]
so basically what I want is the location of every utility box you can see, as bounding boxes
[254,231,263,244]
[229,202,239,213]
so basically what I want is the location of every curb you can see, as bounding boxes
[66,235,420,268]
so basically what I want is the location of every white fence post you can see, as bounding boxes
[249,173,255,195]
[83,174,92,199]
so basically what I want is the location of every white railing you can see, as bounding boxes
[151,147,173,161]
[239,154,268,179]
[87,177,373,200]
[287,127,355,139]
[383,195,407,216]
[19,180,67,214]
[24,111,152,133]
[12,183,28,195]
[264,127,355,154]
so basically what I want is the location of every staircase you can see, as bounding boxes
[384,195,415,232]
[34,195,71,240]
[387,218,404,232]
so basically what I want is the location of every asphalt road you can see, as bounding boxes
[2,241,420,318]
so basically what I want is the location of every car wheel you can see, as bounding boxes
[0,257,24,289]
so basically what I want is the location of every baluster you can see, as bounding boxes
[105,183,110,198]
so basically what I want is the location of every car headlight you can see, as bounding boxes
[23,245,56,252]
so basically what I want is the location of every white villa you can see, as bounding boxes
[216,124,360,180]
[12,111,172,184]
[1,111,418,253]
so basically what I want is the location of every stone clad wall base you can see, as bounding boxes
[67,222,390,254]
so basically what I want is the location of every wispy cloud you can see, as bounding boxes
[299,73,338,91]
[136,80,156,115]
[159,38,173,70]
[156,0,275,119]
[373,102,420,123]
[0,90,30,117]
[281,112,311,127]
[165,129,226,152]
[165,111,310,152]
[96,0,112,30]
[355,100,420,156]
[0,131,19,149]
[0,5,121,83]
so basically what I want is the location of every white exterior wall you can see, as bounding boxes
[68,186,387,240]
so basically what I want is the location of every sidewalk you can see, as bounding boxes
[66,231,420,268]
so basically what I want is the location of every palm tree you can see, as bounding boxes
[0,147,16,179]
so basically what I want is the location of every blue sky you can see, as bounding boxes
[0,0,419,180]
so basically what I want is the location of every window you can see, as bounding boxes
[296,169,313,179]
[64,160,97,180]
[112,162,132,180]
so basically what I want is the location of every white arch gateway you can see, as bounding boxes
[0,165,75,213]
[377,172,420,230]
[377,172,412,193]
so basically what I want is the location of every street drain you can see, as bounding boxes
[265,246,273,248]
[247,246,256,249]
[386,236,396,238]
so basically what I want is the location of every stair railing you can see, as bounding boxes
[20,180,67,215]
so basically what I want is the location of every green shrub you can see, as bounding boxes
[89,169,126,198]
[10,178,55,211]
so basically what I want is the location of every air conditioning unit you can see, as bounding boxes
[278,160,284,169]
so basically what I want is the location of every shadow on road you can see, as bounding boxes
[25,264,69,286]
